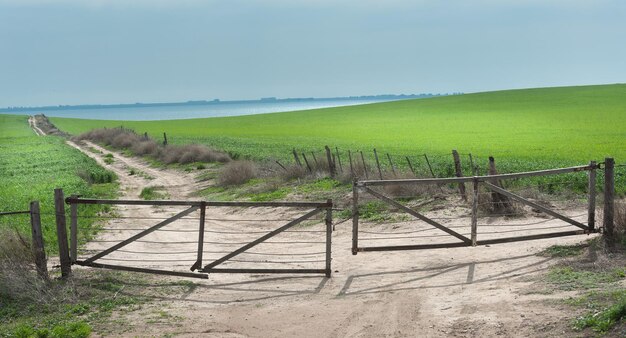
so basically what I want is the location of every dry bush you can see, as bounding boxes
[476,187,521,216]
[131,140,158,155]
[382,172,440,198]
[0,229,49,303]
[280,165,308,180]
[218,160,258,186]
[615,201,626,235]
[111,133,142,149]
[337,160,370,183]
[160,144,230,164]
[75,128,231,164]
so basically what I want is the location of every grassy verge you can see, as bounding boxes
[540,240,626,335]
[0,270,187,337]
[0,114,118,253]
[569,289,626,334]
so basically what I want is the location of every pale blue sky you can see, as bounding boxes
[1,0,624,107]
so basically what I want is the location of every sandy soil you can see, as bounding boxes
[35,119,598,337]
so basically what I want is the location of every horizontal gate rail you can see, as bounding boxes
[74,261,208,279]
[359,164,595,186]
[0,210,30,216]
[65,197,330,208]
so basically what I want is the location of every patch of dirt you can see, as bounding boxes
[32,118,599,337]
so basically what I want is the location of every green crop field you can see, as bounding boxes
[51,84,626,170]
[0,114,117,252]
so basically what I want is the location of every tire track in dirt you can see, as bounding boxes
[28,116,46,136]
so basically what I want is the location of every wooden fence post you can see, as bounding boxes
[54,188,71,278]
[488,157,514,213]
[162,132,168,146]
[471,178,479,246]
[348,150,355,177]
[311,152,318,166]
[325,146,336,178]
[603,157,615,246]
[423,154,436,178]
[325,199,333,277]
[406,156,416,176]
[424,154,445,194]
[292,149,302,167]
[302,153,312,172]
[335,147,343,173]
[352,180,359,255]
[360,151,369,179]
[275,160,288,171]
[373,149,383,180]
[30,201,48,281]
[452,150,468,201]
[588,161,596,232]
[468,153,477,175]
[386,154,396,177]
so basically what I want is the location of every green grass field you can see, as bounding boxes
[0,114,117,252]
[51,84,626,171]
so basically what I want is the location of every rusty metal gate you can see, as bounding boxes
[64,193,332,279]
[352,163,601,254]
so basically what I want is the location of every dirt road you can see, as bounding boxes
[33,118,595,337]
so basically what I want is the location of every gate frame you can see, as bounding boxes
[64,194,333,279]
[352,162,602,254]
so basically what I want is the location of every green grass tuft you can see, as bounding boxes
[539,244,586,258]
[139,186,167,200]
[547,267,626,291]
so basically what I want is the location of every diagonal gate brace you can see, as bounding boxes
[363,186,471,244]
[84,206,199,263]
[483,182,589,231]
[200,208,323,272]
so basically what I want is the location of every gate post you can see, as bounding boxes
[603,158,615,246]
[325,199,333,278]
[587,161,596,232]
[471,178,479,246]
[352,179,359,255]
[54,188,71,278]
[30,201,48,281]
[69,195,78,262]
[191,201,206,272]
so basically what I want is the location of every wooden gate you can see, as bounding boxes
[352,162,602,254]
[63,193,332,279]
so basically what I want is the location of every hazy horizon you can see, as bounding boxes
[1,0,625,107]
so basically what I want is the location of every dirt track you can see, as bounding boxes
[33,118,597,337]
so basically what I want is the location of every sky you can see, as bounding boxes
[0,0,625,107]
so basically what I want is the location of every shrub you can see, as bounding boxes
[381,172,440,198]
[0,229,49,304]
[131,140,158,155]
[218,161,257,186]
[75,128,231,165]
[280,165,308,180]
